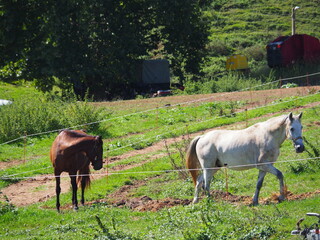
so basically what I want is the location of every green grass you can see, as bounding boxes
[2,193,320,239]
[1,0,320,237]
[198,0,320,93]
[1,82,320,239]
[0,81,43,100]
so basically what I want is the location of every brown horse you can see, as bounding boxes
[50,130,103,212]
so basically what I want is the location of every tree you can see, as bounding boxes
[0,0,211,99]
[152,0,210,81]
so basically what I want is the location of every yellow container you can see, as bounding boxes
[226,54,248,70]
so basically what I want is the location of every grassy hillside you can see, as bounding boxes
[201,0,320,84]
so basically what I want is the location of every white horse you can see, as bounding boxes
[186,112,304,205]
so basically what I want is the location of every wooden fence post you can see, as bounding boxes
[24,131,27,163]
[224,163,229,194]
[106,147,109,184]
[156,107,159,128]
[245,109,248,128]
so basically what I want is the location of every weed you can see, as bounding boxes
[0,198,16,215]
[164,137,189,180]
[94,215,141,240]
[240,225,275,240]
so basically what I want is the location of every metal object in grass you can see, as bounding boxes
[291,213,320,239]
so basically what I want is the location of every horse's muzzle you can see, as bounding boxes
[93,164,102,170]
[294,140,305,153]
[92,158,103,170]
[293,137,304,153]
[93,162,103,170]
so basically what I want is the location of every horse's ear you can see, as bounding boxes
[288,112,293,122]
[96,136,102,142]
[298,112,303,119]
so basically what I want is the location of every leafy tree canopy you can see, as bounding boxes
[0,0,211,99]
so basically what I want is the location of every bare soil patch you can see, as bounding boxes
[1,86,319,210]
[0,159,24,170]
[82,179,320,212]
[93,87,320,113]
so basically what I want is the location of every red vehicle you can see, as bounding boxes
[267,34,320,67]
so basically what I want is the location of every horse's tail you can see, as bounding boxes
[186,136,201,186]
[77,166,91,190]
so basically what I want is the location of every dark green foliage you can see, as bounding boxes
[0,0,210,100]
[0,200,16,215]
[1,0,320,98]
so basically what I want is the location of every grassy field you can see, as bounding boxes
[1,0,320,238]
[0,83,320,239]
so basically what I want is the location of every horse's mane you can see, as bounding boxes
[248,115,288,132]
[265,115,287,124]
[62,129,91,138]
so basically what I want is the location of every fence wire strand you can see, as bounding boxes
[1,90,318,180]
[1,157,320,181]
[0,72,319,182]
[1,71,319,146]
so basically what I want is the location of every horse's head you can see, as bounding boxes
[90,136,103,170]
[285,112,304,153]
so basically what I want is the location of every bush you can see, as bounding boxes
[0,201,16,215]
[215,73,261,92]
[0,96,106,143]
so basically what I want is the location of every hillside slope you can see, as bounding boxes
[203,0,320,78]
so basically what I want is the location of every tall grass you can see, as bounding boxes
[0,96,106,143]
[184,72,278,94]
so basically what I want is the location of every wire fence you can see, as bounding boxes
[0,72,319,182]
[1,156,320,181]
[1,88,318,180]
[1,71,319,146]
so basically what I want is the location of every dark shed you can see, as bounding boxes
[135,59,170,93]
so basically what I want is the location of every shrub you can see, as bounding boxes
[0,201,16,215]
[215,73,261,92]
[0,96,106,143]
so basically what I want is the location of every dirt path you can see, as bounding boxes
[1,87,319,209]
[79,177,320,212]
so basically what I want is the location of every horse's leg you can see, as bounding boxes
[195,153,218,202]
[193,173,204,204]
[80,176,87,206]
[203,168,217,199]
[258,164,285,203]
[55,172,61,212]
[79,156,90,206]
[70,172,78,210]
[252,170,266,206]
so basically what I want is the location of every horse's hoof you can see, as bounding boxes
[73,206,79,211]
[278,195,286,202]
